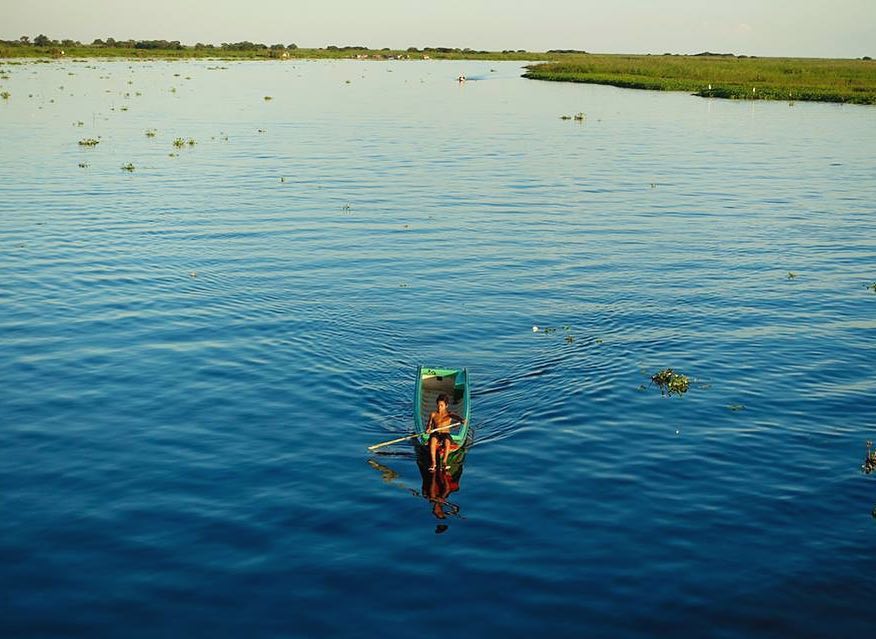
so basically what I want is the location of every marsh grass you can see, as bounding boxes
[524,55,876,105]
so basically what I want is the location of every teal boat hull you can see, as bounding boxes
[413,365,472,458]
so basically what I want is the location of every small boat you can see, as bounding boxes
[413,365,472,461]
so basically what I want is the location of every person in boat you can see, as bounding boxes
[426,393,465,472]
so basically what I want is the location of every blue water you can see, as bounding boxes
[2,58,875,637]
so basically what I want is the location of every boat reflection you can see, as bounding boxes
[367,445,469,533]
[416,456,465,532]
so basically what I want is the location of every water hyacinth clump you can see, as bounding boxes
[120,163,135,172]
[78,138,100,146]
[863,441,876,474]
[651,368,690,397]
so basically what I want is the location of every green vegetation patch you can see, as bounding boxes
[651,368,690,397]
[864,441,876,474]
[524,54,876,105]
[78,138,100,146]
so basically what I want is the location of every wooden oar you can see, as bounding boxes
[368,422,461,452]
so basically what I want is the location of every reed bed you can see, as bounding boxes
[524,54,876,104]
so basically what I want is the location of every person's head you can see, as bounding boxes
[436,393,449,411]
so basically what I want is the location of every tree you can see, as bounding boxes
[34,34,52,46]
[20,35,30,45]
[287,43,298,49]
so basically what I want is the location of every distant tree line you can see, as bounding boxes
[1,35,548,56]
[0,34,81,47]
[0,35,300,51]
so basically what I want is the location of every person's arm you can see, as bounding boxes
[426,412,435,432]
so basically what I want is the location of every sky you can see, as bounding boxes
[3,0,875,58]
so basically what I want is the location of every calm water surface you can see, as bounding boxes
[2,59,875,638]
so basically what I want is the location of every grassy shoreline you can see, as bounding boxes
[0,44,551,61]
[523,54,876,105]
[2,45,873,104]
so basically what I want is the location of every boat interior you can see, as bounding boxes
[419,371,466,436]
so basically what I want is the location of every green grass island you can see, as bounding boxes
[2,36,874,105]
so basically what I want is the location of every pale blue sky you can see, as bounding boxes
[4,0,875,58]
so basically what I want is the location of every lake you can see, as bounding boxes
[1,58,875,638]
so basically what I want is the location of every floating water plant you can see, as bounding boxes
[863,441,876,474]
[145,129,156,137]
[787,272,798,280]
[1,91,10,100]
[78,162,88,168]
[651,368,690,397]
[866,282,876,293]
[121,163,135,172]
[264,95,273,100]
[574,112,585,121]
[559,115,571,120]
[78,138,100,146]
[728,403,745,411]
